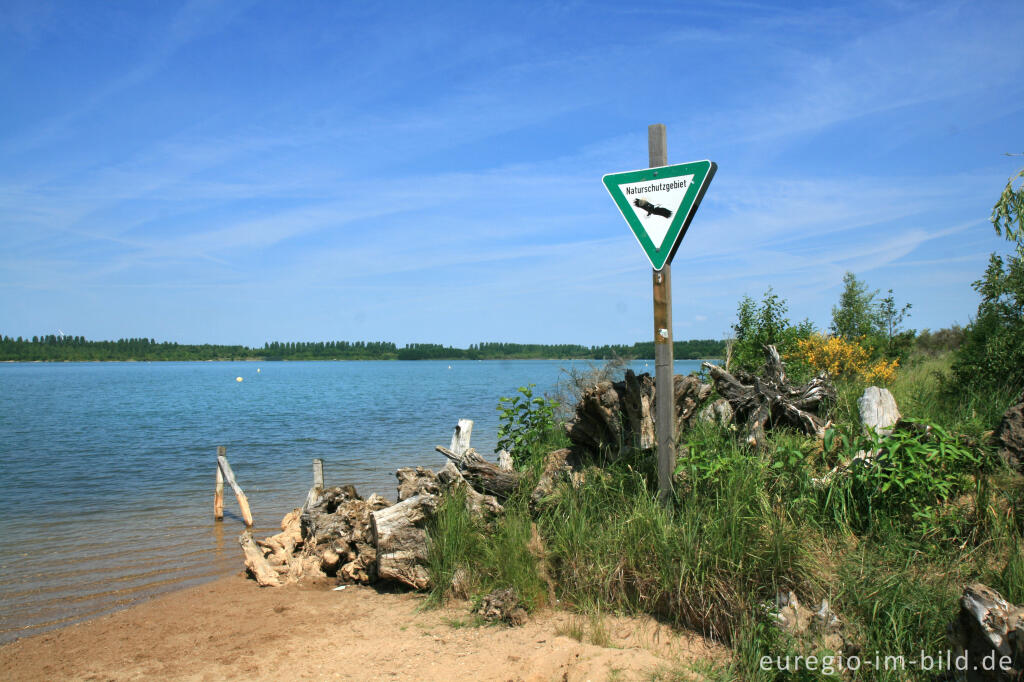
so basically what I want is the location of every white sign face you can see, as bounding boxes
[602,160,716,270]
[617,175,695,249]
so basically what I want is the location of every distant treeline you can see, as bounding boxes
[0,335,725,362]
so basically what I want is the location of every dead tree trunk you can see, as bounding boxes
[702,345,835,448]
[435,445,523,500]
[370,493,440,590]
[564,369,711,460]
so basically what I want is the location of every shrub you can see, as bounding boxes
[496,384,559,468]
[791,333,899,383]
[949,168,1024,399]
[824,421,987,533]
[831,272,914,361]
[731,287,814,372]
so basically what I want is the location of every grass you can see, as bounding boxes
[423,354,1023,680]
[425,480,548,612]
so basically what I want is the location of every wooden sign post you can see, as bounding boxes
[602,125,717,504]
[648,124,675,503]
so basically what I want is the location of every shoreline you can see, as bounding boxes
[0,572,726,680]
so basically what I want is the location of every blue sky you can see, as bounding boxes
[1,0,1022,347]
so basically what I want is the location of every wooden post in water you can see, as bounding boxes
[649,123,675,505]
[214,446,225,520]
[217,449,254,526]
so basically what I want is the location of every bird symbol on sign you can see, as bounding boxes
[633,198,672,219]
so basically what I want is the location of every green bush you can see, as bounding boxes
[731,287,814,373]
[831,272,914,362]
[496,384,559,468]
[949,168,1024,401]
[823,421,987,533]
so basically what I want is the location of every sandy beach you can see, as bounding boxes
[0,572,726,681]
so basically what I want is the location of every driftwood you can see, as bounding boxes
[214,447,225,520]
[449,418,474,457]
[858,386,901,436]
[497,449,514,471]
[565,369,711,460]
[301,485,392,584]
[435,445,522,500]
[997,391,1024,474]
[218,451,254,526]
[370,493,440,589]
[702,345,835,448]
[396,466,441,501]
[240,421,572,591]
[773,590,847,655]
[477,587,528,626]
[947,583,1024,681]
[437,461,504,517]
[530,448,578,507]
[239,531,281,586]
[257,508,302,566]
[302,458,325,512]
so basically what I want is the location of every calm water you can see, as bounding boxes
[0,358,705,643]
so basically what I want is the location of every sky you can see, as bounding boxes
[1,0,1022,348]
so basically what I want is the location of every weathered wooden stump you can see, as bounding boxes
[947,583,1024,681]
[371,493,440,590]
[564,369,711,460]
[702,345,834,448]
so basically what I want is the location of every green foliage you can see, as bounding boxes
[836,541,962,682]
[496,385,559,467]
[424,487,483,607]
[826,273,915,364]
[823,421,988,533]
[830,273,913,361]
[951,250,1024,396]
[996,539,1024,603]
[542,429,815,646]
[731,287,814,372]
[991,167,1024,241]
[425,488,546,610]
[950,167,1024,399]
[429,369,1022,680]
[831,272,881,342]
[914,326,964,356]
[878,289,914,359]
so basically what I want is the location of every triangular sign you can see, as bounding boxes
[602,160,717,270]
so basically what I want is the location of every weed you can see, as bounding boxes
[556,617,585,642]
[588,611,612,647]
[497,384,560,468]
[425,485,547,610]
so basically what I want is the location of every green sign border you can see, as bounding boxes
[602,160,717,270]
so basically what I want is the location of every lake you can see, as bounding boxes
[0,358,707,643]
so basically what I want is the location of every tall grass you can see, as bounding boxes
[425,485,547,610]
[538,431,820,644]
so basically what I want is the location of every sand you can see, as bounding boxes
[0,573,727,681]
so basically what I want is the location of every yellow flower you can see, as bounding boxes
[790,334,897,383]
